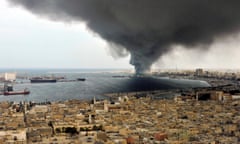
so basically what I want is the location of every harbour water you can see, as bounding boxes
[0,69,210,102]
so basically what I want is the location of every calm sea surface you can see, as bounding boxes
[0,69,210,102]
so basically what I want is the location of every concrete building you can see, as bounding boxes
[195,68,204,76]
[0,73,17,81]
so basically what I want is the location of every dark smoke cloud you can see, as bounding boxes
[7,0,240,74]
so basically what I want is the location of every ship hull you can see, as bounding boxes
[77,78,86,81]
[30,79,57,83]
[4,91,30,96]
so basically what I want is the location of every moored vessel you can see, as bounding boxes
[77,78,86,81]
[30,77,57,83]
[3,88,30,96]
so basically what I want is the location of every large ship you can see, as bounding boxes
[30,77,57,83]
[4,89,30,96]
[2,83,30,96]
[77,78,86,81]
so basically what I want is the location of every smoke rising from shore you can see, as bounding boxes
[8,0,240,74]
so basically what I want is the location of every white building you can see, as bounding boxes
[0,73,17,81]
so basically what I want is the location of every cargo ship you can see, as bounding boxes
[4,89,30,96]
[3,84,30,96]
[30,77,57,83]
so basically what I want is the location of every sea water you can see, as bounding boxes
[0,69,210,102]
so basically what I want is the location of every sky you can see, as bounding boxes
[0,0,131,69]
[1,0,240,70]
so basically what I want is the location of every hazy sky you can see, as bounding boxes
[0,1,131,69]
[1,0,240,70]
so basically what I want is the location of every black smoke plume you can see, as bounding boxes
[7,0,240,74]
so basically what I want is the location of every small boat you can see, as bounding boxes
[77,78,86,81]
[4,89,30,96]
